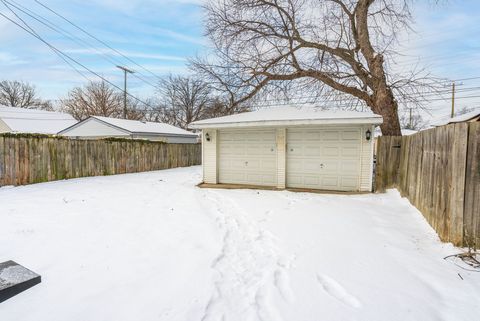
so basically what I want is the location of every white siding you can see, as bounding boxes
[61,118,129,137]
[276,128,286,188]
[202,129,217,184]
[359,125,374,192]
[163,136,197,144]
[0,118,11,133]
[360,126,374,192]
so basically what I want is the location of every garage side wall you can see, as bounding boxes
[359,125,375,192]
[202,129,217,184]
[0,118,11,133]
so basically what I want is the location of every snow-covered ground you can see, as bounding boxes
[0,166,479,321]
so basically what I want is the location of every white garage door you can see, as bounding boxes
[286,127,361,191]
[218,129,277,186]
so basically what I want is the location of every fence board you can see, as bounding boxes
[464,123,480,248]
[0,135,201,187]
[375,122,478,247]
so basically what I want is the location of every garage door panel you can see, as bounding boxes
[219,129,277,186]
[341,146,360,157]
[322,130,340,141]
[340,160,358,173]
[304,145,321,156]
[322,146,340,157]
[342,130,360,140]
[321,176,339,188]
[287,128,360,191]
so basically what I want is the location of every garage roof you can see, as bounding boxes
[60,116,198,137]
[0,105,77,134]
[190,106,383,129]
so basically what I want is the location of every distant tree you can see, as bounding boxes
[154,75,249,128]
[400,109,425,130]
[193,0,438,136]
[61,80,141,121]
[156,75,212,129]
[203,96,249,119]
[0,80,52,110]
[455,106,475,116]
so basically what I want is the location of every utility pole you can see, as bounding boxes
[117,66,135,119]
[451,81,455,118]
[409,108,413,129]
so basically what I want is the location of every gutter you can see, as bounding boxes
[189,117,384,129]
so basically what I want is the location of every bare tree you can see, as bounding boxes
[400,109,425,130]
[193,0,437,135]
[455,106,475,116]
[61,80,141,121]
[0,80,52,110]
[157,75,213,129]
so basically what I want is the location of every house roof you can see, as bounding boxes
[60,115,197,137]
[0,105,77,134]
[432,109,480,127]
[189,106,383,129]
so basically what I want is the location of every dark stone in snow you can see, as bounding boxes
[0,261,41,303]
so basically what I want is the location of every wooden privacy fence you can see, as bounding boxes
[375,122,480,248]
[0,134,201,187]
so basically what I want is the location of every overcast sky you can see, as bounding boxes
[0,0,479,122]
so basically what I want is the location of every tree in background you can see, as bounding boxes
[400,109,425,130]
[455,106,475,116]
[61,80,142,120]
[193,0,436,136]
[154,75,243,129]
[0,80,52,110]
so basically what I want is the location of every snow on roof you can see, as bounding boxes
[432,108,480,127]
[189,105,383,129]
[0,105,77,134]
[92,116,197,137]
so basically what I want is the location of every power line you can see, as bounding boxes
[3,0,161,91]
[0,0,92,82]
[0,11,155,109]
[33,0,163,82]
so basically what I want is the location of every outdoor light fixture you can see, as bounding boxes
[365,129,372,141]
[205,132,211,142]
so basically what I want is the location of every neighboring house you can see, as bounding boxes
[0,105,77,135]
[190,106,383,192]
[432,109,480,127]
[59,116,198,144]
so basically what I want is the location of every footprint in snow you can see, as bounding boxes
[316,274,362,308]
[274,269,294,303]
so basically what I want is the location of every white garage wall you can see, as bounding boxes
[202,129,218,184]
[359,125,375,192]
[0,118,11,133]
[201,124,376,192]
[60,118,129,137]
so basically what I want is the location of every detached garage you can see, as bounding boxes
[190,106,383,192]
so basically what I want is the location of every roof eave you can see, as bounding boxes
[189,117,383,129]
[132,131,198,138]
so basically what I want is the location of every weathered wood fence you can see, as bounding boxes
[375,122,480,247]
[0,134,201,187]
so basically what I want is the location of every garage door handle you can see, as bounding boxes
[245,161,248,166]
[320,164,324,169]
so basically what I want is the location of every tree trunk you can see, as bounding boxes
[368,54,402,136]
[372,88,402,136]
